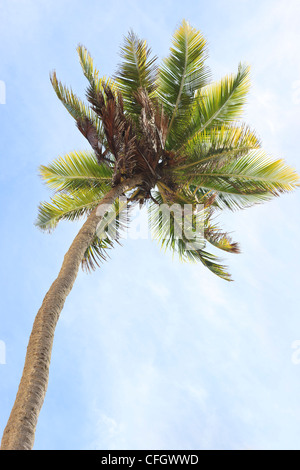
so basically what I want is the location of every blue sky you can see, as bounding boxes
[0,0,300,450]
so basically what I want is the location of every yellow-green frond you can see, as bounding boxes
[148,191,232,281]
[77,45,118,100]
[115,30,157,117]
[50,71,106,156]
[82,236,114,273]
[181,150,300,210]
[35,187,109,232]
[180,63,250,150]
[204,222,240,254]
[158,20,210,147]
[77,44,99,86]
[178,124,261,171]
[50,72,97,125]
[39,150,113,193]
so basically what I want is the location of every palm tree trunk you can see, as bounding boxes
[0,175,143,451]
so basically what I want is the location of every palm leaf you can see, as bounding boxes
[77,45,118,104]
[35,187,108,231]
[115,30,157,117]
[148,191,232,281]
[182,248,233,281]
[77,44,99,86]
[204,221,240,253]
[178,150,300,210]
[180,63,250,150]
[39,151,113,192]
[50,71,106,157]
[83,197,132,272]
[180,124,261,170]
[82,236,114,272]
[157,19,210,147]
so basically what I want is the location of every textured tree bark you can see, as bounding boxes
[1,175,143,451]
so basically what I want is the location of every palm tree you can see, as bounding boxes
[1,20,298,450]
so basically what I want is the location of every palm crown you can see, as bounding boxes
[36,20,299,281]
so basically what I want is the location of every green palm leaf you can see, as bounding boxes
[157,19,210,147]
[115,31,157,117]
[35,187,108,231]
[204,221,240,253]
[82,197,132,272]
[82,236,114,272]
[39,151,113,192]
[77,44,99,86]
[77,45,118,104]
[50,71,107,156]
[178,124,261,171]
[182,248,233,281]
[50,71,93,123]
[180,63,250,150]
[148,191,232,281]
[178,150,299,210]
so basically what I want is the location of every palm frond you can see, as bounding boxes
[148,190,232,281]
[50,71,90,122]
[180,123,261,170]
[180,63,250,150]
[148,193,232,280]
[77,45,118,103]
[82,236,114,273]
[115,31,157,117]
[183,248,233,281]
[35,187,108,231]
[178,150,300,210]
[39,151,113,192]
[204,222,240,253]
[158,20,210,148]
[82,197,132,272]
[77,44,99,86]
[50,71,106,158]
